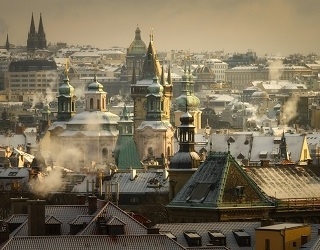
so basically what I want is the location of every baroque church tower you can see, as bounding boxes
[174,64,202,132]
[131,31,172,141]
[135,74,175,162]
[57,72,76,121]
[168,106,201,199]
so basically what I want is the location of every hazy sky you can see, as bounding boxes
[1,0,319,56]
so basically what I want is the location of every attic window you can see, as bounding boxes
[233,229,251,247]
[147,178,160,188]
[259,151,268,158]
[274,137,281,144]
[8,172,18,176]
[208,230,226,246]
[227,136,235,143]
[161,231,177,241]
[244,139,249,145]
[186,183,211,203]
[184,231,202,247]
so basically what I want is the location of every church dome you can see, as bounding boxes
[180,110,194,124]
[59,76,74,96]
[169,151,200,169]
[127,26,147,55]
[87,76,104,92]
[68,111,120,125]
[176,95,200,111]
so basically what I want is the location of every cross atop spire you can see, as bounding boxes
[149,28,154,42]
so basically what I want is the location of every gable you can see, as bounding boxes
[250,135,307,163]
[168,152,271,209]
[222,160,270,205]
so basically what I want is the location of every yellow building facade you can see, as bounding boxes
[255,223,311,250]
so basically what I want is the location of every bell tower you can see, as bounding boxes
[135,76,174,162]
[131,30,172,142]
[57,70,76,121]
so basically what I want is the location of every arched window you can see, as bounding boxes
[102,148,108,161]
[90,98,93,109]
[97,99,100,109]
[71,101,75,112]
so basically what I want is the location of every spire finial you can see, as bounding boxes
[93,62,98,81]
[167,62,172,85]
[64,59,69,79]
[149,28,154,42]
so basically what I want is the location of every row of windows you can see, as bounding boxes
[10,79,56,82]
[10,74,56,77]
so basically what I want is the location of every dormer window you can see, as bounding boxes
[184,231,202,247]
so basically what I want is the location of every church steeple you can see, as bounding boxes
[160,64,166,86]
[27,13,38,51]
[85,75,107,112]
[140,29,161,80]
[38,13,44,35]
[37,13,47,49]
[145,76,164,121]
[5,34,9,50]
[57,69,76,121]
[114,104,142,170]
[167,64,172,85]
[27,13,47,51]
[279,131,289,160]
[169,101,200,166]
[29,13,36,34]
[118,104,133,135]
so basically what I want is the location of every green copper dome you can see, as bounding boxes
[88,75,104,92]
[59,76,74,96]
[176,95,199,111]
[128,26,147,55]
[147,76,163,96]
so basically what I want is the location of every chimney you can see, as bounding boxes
[11,197,29,214]
[28,200,45,236]
[163,168,168,181]
[261,218,275,227]
[130,168,136,180]
[76,194,86,205]
[88,196,97,215]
